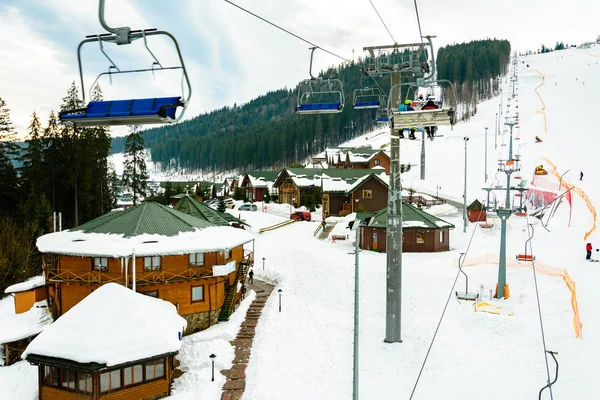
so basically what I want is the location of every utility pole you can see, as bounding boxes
[484,127,488,183]
[352,217,360,400]
[463,137,469,233]
[495,113,498,150]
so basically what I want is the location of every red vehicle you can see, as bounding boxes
[291,211,312,222]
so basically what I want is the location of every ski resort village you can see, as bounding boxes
[1,1,600,399]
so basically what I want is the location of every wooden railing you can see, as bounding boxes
[402,195,446,207]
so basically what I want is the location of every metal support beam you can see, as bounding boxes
[353,223,360,399]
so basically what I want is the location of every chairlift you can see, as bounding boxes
[455,253,479,301]
[353,87,384,109]
[59,0,191,127]
[375,107,391,124]
[296,47,344,114]
[390,79,457,130]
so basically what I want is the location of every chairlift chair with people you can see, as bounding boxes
[59,0,192,128]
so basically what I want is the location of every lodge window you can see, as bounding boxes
[44,365,59,387]
[93,257,108,272]
[189,252,205,266]
[416,232,425,244]
[374,159,380,165]
[145,359,165,380]
[78,372,92,394]
[144,256,161,271]
[43,366,91,394]
[142,290,158,298]
[439,231,444,242]
[100,369,121,393]
[362,190,373,199]
[221,249,232,260]
[191,285,205,302]
[123,364,143,386]
[62,368,76,389]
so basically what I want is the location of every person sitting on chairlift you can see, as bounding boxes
[535,136,543,143]
[421,96,439,139]
[397,99,416,139]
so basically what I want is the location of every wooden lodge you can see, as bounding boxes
[322,173,388,217]
[24,283,186,400]
[327,147,391,174]
[357,203,455,252]
[37,202,255,334]
[239,171,280,202]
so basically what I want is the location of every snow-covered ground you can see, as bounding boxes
[2,44,600,399]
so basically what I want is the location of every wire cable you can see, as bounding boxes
[408,207,485,400]
[223,0,350,63]
[524,214,554,399]
[412,0,424,42]
[368,0,396,44]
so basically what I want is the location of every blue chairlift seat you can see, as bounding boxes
[60,96,183,127]
[296,102,342,114]
[354,100,381,109]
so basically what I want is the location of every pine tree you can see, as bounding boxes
[217,198,226,213]
[0,98,19,216]
[0,97,18,156]
[122,125,149,205]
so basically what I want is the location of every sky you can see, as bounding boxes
[2,44,600,398]
[1,0,598,138]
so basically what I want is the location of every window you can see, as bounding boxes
[78,372,93,394]
[439,231,444,242]
[100,369,121,393]
[374,159,381,165]
[145,359,165,380]
[44,365,59,386]
[123,364,143,386]
[221,249,232,260]
[416,232,425,244]
[192,285,204,302]
[362,190,373,199]
[189,253,204,266]
[142,290,158,298]
[93,257,108,272]
[144,256,161,271]
[61,369,76,389]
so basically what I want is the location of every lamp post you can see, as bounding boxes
[484,127,488,183]
[278,289,282,312]
[262,257,265,270]
[209,354,216,382]
[436,184,441,199]
[352,212,360,400]
[495,113,498,150]
[463,137,469,233]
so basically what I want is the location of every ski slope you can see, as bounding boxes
[2,45,600,399]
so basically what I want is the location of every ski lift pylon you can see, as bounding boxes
[59,0,191,127]
[296,47,344,115]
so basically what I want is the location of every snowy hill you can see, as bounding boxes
[3,44,600,399]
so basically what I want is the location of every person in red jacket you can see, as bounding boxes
[586,242,593,260]
[421,97,439,139]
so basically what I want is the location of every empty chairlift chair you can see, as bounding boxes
[296,47,344,115]
[353,87,383,110]
[59,0,191,127]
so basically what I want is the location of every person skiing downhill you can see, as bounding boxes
[586,243,593,260]
[580,171,584,181]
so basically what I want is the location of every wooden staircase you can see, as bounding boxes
[218,258,252,322]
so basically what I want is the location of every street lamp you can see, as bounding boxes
[262,257,265,270]
[209,353,216,382]
[278,289,282,312]
[436,184,441,199]
[463,137,469,233]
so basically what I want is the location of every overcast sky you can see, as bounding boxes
[1,0,598,138]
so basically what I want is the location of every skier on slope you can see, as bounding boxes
[535,136,543,143]
[586,243,593,260]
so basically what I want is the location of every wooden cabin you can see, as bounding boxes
[357,203,455,252]
[24,283,186,400]
[240,171,279,202]
[37,202,255,334]
[322,173,388,217]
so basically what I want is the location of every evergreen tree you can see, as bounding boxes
[0,97,18,156]
[264,187,271,203]
[122,125,149,205]
[217,198,226,213]
[0,98,19,217]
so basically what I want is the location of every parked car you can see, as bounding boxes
[239,203,258,211]
[224,198,235,209]
[291,211,311,222]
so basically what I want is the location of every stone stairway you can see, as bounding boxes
[220,280,274,400]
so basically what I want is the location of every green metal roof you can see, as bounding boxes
[174,195,232,226]
[286,168,378,180]
[74,202,217,237]
[358,203,455,229]
[246,170,280,182]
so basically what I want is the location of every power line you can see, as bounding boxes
[413,0,424,42]
[367,0,396,44]
[223,0,350,63]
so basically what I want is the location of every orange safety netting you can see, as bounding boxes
[459,254,583,338]
[585,51,600,57]
[534,70,547,134]
[543,157,597,240]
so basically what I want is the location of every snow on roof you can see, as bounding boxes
[402,220,429,228]
[36,227,254,258]
[5,275,45,294]
[23,283,186,367]
[0,299,53,345]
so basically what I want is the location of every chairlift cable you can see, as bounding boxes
[408,207,485,400]
[524,215,555,399]
[223,0,350,63]
[413,0,424,43]
[367,0,396,44]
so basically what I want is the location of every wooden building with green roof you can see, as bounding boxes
[357,203,455,252]
[37,202,255,333]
